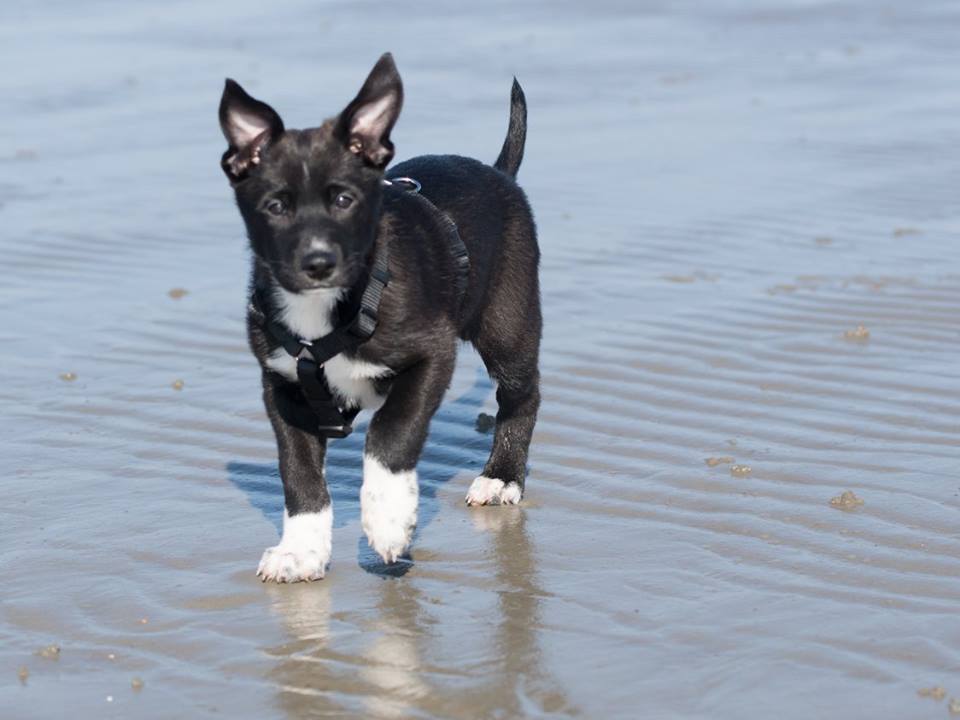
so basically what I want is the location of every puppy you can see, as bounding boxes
[218,53,541,581]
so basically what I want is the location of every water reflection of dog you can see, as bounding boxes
[265,507,575,718]
[460,507,577,717]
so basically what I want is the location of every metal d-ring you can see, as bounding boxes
[382,176,422,193]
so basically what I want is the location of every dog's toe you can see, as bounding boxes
[256,545,327,583]
[362,515,414,565]
[465,476,522,506]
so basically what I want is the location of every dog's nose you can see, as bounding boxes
[301,251,337,281]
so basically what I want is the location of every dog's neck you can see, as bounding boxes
[270,284,343,340]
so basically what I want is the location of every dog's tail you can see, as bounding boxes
[493,78,527,178]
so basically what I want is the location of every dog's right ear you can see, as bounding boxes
[218,79,284,183]
[336,53,403,168]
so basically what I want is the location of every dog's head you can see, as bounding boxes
[219,53,403,292]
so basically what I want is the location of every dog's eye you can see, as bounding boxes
[265,198,287,216]
[334,193,354,210]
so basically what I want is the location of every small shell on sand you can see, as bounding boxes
[918,686,946,701]
[730,464,752,477]
[843,325,870,341]
[38,644,60,659]
[949,698,960,715]
[59,372,77,382]
[830,491,864,511]
[168,288,189,299]
[131,676,144,691]
[17,666,29,684]
[172,379,185,391]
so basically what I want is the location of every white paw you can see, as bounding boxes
[256,508,332,583]
[257,545,327,583]
[361,455,418,564]
[465,476,522,506]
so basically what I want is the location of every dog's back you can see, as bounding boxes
[388,80,538,342]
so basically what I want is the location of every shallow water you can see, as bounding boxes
[3,1,960,718]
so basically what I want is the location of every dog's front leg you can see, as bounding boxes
[361,352,456,563]
[257,374,332,582]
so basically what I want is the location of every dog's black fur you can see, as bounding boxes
[219,53,541,577]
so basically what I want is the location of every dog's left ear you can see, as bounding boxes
[336,53,403,168]
[219,79,285,183]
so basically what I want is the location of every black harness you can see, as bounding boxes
[250,177,468,439]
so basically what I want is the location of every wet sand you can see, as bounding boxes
[3,1,960,717]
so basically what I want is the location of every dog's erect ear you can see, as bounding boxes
[218,79,284,183]
[336,53,403,168]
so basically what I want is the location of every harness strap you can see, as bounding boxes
[255,304,306,358]
[296,357,360,438]
[413,192,470,303]
[386,177,470,306]
[352,251,390,340]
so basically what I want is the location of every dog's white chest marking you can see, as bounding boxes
[264,287,391,410]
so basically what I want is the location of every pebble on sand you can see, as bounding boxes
[705,456,735,467]
[950,698,960,715]
[830,490,864,511]
[730,464,752,477]
[131,676,144,691]
[38,644,60,660]
[893,227,922,238]
[168,288,189,299]
[59,372,77,382]
[843,325,870,341]
[17,666,29,684]
[172,379,185,391]
[918,686,946,701]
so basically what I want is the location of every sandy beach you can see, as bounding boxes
[2,1,960,717]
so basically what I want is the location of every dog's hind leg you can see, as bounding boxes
[467,347,541,506]
[466,243,542,506]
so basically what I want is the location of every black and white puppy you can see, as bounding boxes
[219,53,541,582]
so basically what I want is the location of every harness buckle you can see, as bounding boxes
[316,424,353,439]
[292,340,313,362]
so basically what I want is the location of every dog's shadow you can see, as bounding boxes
[227,367,494,576]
